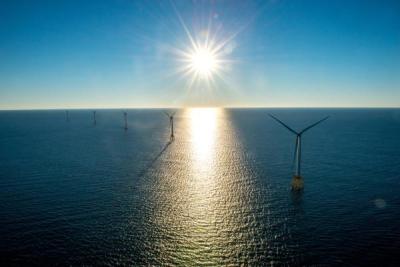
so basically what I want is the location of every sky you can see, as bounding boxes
[0,0,399,109]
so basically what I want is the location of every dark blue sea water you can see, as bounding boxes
[1,108,400,266]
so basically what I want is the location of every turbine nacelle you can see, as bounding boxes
[269,114,329,137]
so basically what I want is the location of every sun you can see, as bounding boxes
[170,29,232,86]
[169,11,238,90]
[189,47,218,78]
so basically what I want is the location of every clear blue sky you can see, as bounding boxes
[1,0,399,109]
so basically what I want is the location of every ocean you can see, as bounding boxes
[1,108,399,266]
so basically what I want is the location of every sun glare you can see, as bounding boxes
[189,108,218,163]
[169,6,239,97]
[189,47,218,77]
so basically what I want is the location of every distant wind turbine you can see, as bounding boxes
[123,112,128,130]
[269,114,329,190]
[66,110,70,122]
[93,111,97,126]
[164,111,176,140]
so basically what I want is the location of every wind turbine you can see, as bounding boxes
[269,114,329,190]
[93,111,97,126]
[164,111,176,140]
[123,112,128,130]
[66,110,70,122]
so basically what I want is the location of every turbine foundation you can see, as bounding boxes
[291,175,304,190]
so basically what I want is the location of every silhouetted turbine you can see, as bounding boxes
[269,114,329,190]
[66,110,69,122]
[93,111,97,126]
[123,112,128,130]
[164,111,176,140]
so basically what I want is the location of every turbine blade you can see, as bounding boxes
[171,111,176,117]
[299,116,329,135]
[163,111,170,118]
[268,114,298,135]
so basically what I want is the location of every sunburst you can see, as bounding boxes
[189,47,218,78]
[173,32,230,90]
[164,2,249,105]
[169,9,238,91]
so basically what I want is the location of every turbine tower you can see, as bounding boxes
[66,110,70,122]
[123,112,128,130]
[269,114,329,190]
[164,111,176,140]
[93,111,97,126]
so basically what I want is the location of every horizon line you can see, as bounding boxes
[1,106,400,111]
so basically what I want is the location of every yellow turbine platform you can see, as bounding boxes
[291,175,304,190]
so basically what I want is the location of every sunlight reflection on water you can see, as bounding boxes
[140,108,273,265]
[190,108,218,168]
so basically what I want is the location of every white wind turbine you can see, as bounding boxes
[269,114,329,190]
[164,111,176,140]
